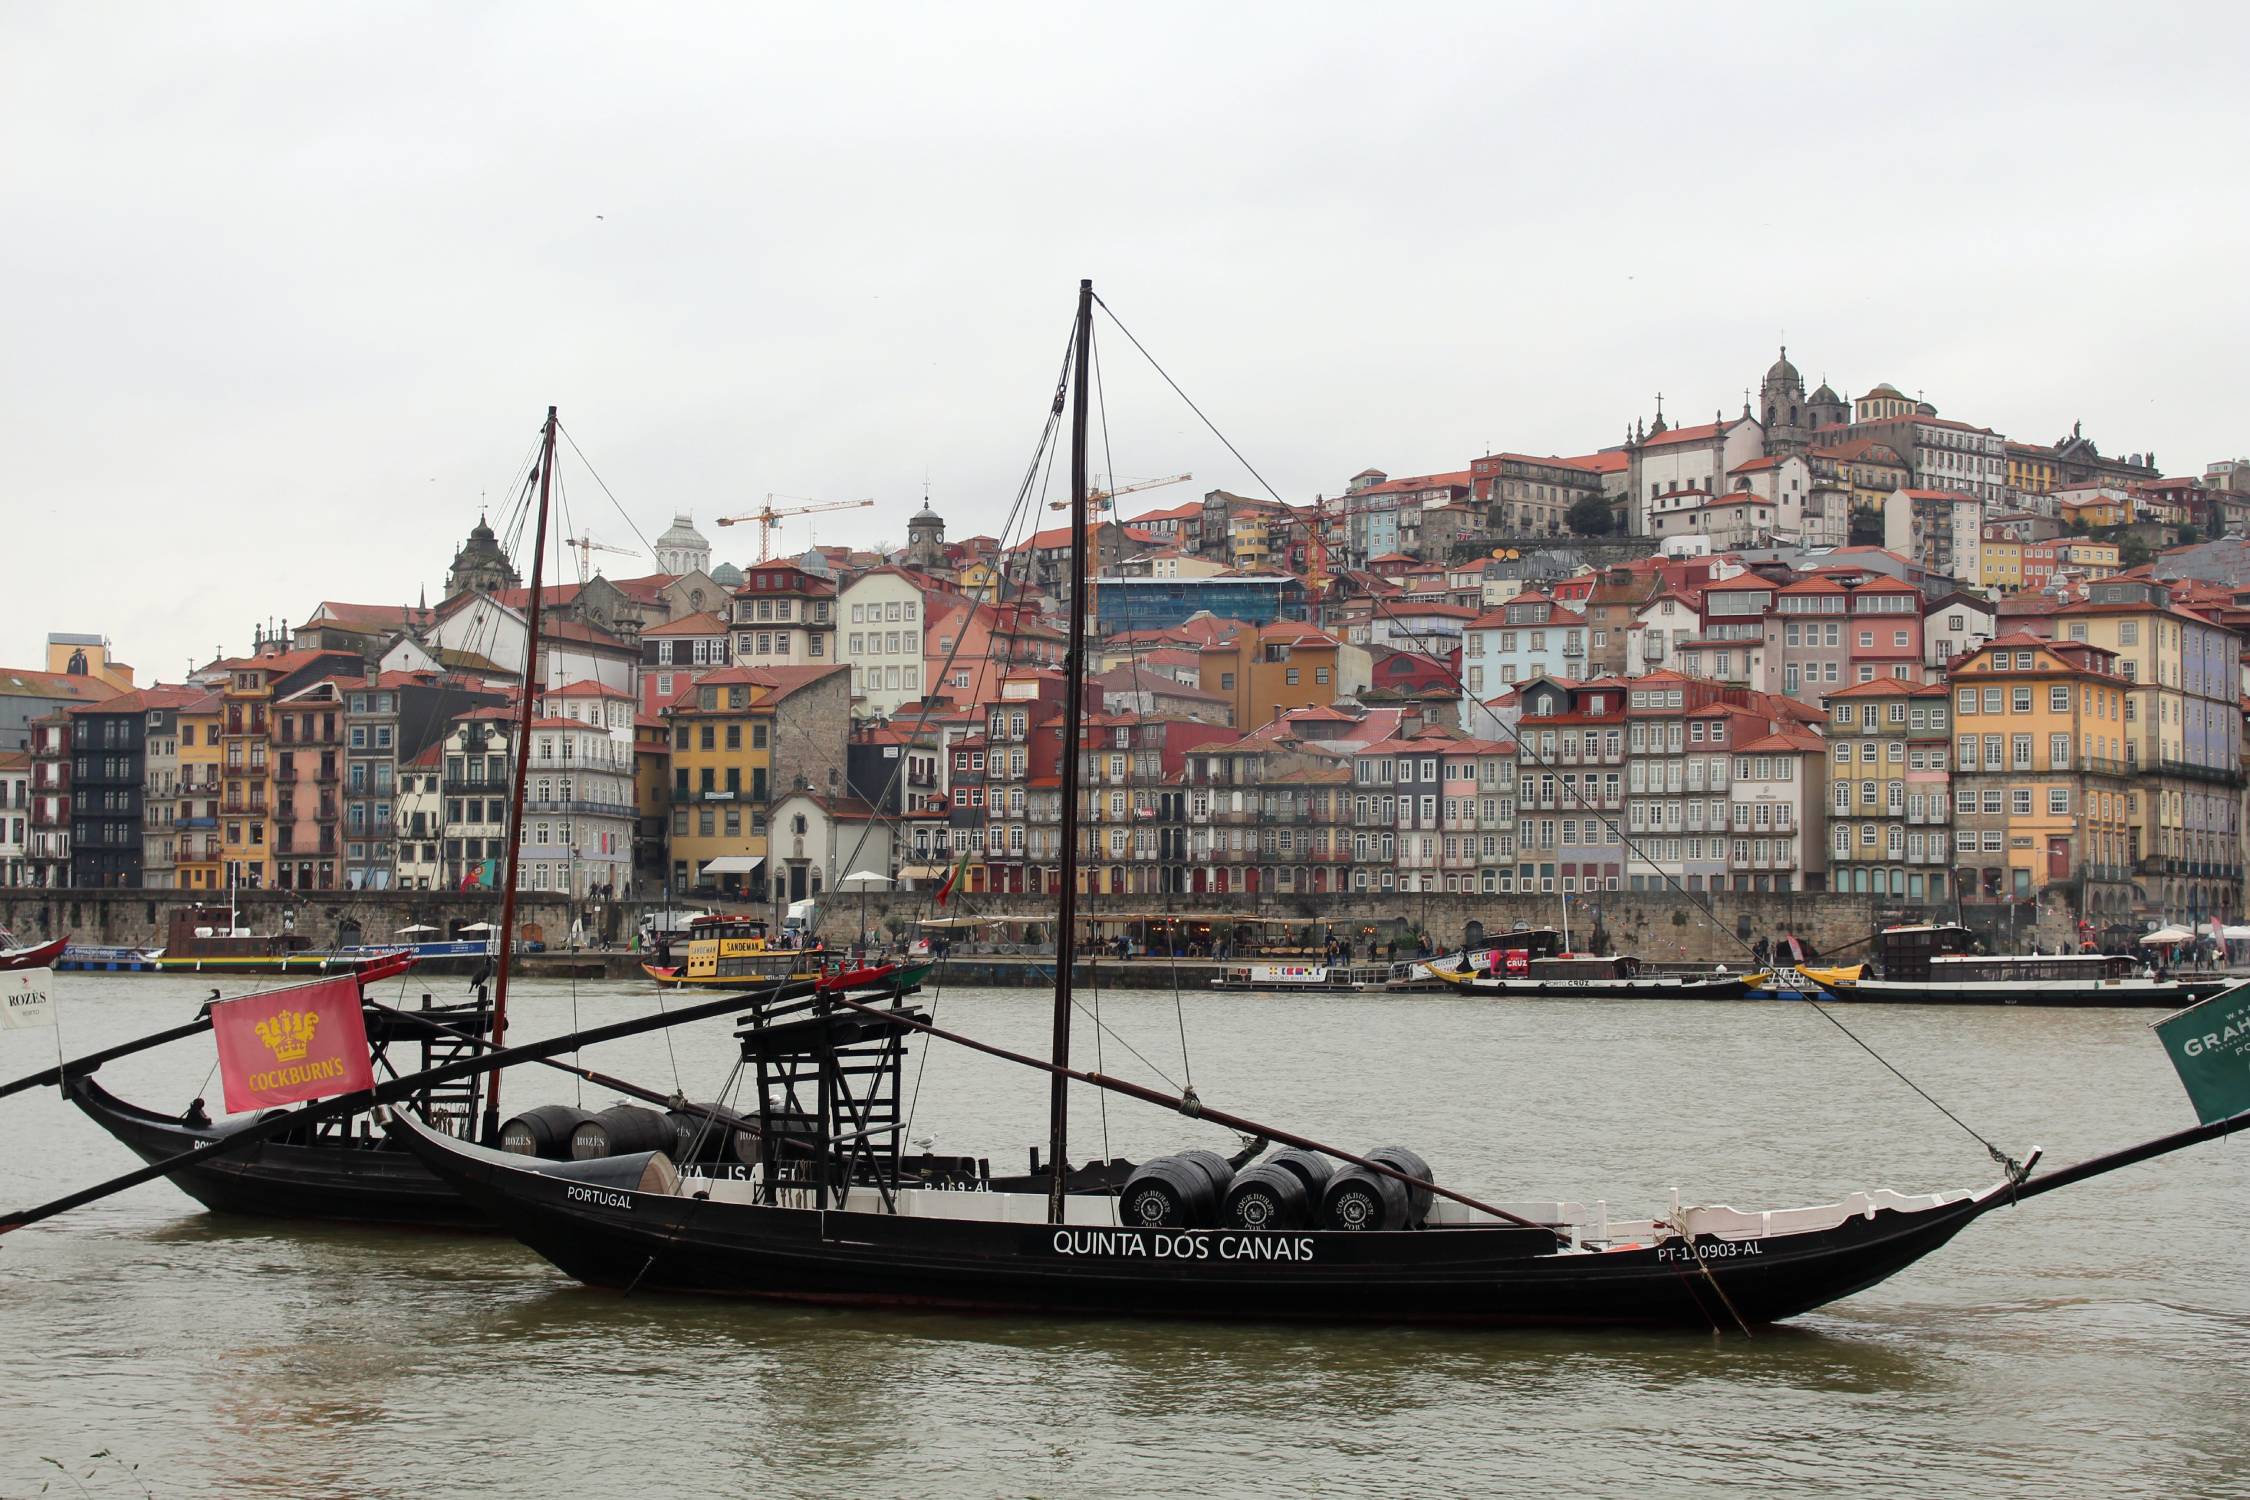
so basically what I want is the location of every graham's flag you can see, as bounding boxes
[2154,982,2250,1125]
[2,968,55,1031]
[932,851,971,906]
[212,974,375,1115]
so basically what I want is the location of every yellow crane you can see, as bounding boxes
[716,495,877,562]
[560,533,642,583]
[1048,472,1192,513]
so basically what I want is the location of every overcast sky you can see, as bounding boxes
[7,3,2246,680]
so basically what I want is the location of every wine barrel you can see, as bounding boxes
[1364,1145,1435,1226]
[1174,1148,1237,1203]
[1120,1156,1219,1229]
[1320,1164,1409,1231]
[1264,1147,1334,1197]
[664,1104,735,1163]
[1221,1161,1314,1231]
[569,1104,674,1160]
[498,1104,596,1160]
[732,1110,821,1165]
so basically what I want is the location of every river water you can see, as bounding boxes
[1,973,2245,1499]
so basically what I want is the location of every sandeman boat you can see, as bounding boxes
[641,915,828,989]
[380,282,2250,1329]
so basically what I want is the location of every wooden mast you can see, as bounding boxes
[481,404,557,1144]
[1047,280,1094,1224]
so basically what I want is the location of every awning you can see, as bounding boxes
[898,864,947,880]
[701,856,765,877]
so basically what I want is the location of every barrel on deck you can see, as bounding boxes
[664,1103,737,1164]
[1364,1145,1435,1226]
[1320,1164,1410,1231]
[569,1104,674,1160]
[1221,1161,1315,1231]
[1264,1147,1335,1197]
[1121,1156,1215,1229]
[497,1104,596,1160]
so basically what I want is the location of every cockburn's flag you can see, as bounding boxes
[211,974,374,1115]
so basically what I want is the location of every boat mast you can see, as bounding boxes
[1047,279,1094,1225]
[480,405,557,1144]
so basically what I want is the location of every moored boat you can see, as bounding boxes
[149,903,407,975]
[0,929,69,971]
[1805,924,2231,1008]
[643,913,828,988]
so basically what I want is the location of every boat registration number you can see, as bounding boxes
[1656,1238,1763,1262]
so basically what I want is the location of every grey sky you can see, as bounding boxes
[7,3,2246,679]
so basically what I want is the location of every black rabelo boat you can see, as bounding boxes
[384,282,2250,1328]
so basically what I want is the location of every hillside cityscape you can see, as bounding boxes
[8,348,2250,952]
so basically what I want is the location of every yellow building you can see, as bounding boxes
[665,666,776,899]
[218,661,277,889]
[2059,495,2129,529]
[1948,634,2132,922]
[43,632,135,691]
[2056,540,2121,573]
[2005,442,2059,500]
[175,689,224,891]
[1979,534,2024,592]
[955,558,1002,601]
[2050,580,2244,922]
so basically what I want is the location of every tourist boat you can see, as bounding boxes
[1208,960,1423,993]
[1801,924,2231,1008]
[0,928,67,972]
[642,914,828,989]
[149,903,407,975]
[373,282,2250,1329]
[1425,927,1782,1000]
[53,944,161,973]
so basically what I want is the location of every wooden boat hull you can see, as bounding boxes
[1806,975,2226,1008]
[644,962,826,989]
[384,1111,1999,1327]
[66,1075,487,1229]
[1435,969,1773,1001]
[0,935,68,971]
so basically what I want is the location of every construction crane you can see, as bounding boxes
[1049,472,1192,513]
[560,534,642,583]
[716,494,877,562]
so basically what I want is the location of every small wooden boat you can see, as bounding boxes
[0,929,67,972]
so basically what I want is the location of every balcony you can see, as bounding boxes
[2156,758,2245,788]
[2082,756,2129,778]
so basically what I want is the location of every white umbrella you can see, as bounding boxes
[394,923,439,935]
[837,871,892,946]
[838,871,893,887]
[2140,926,2192,946]
[458,921,496,934]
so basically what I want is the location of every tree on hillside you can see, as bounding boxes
[1566,495,1614,536]
[2118,534,2153,568]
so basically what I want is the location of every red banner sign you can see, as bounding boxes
[212,975,375,1115]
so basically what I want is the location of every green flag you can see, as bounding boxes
[2154,982,2250,1124]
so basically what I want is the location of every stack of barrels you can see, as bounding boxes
[496,1102,739,1166]
[1119,1145,1435,1233]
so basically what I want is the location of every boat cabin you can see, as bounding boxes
[162,905,313,960]
[1876,924,2134,983]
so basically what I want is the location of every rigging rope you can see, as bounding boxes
[1090,291,2018,1169]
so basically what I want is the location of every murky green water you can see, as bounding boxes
[3,973,2246,1498]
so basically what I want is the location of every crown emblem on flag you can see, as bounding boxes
[253,1008,320,1063]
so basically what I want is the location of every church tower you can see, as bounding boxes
[1759,345,1810,451]
[905,499,947,570]
[444,514,521,598]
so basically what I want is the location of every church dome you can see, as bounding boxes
[912,503,943,525]
[1809,381,1840,405]
[1863,382,1908,402]
[711,561,744,588]
[656,513,708,552]
[1765,346,1801,387]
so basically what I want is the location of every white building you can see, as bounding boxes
[521,715,636,900]
[839,566,961,718]
[395,743,444,890]
[1628,416,1766,534]
[768,790,897,909]
[1923,592,1995,669]
[1625,589,1702,675]
[1883,488,1984,586]
[653,514,712,579]
[0,751,26,886]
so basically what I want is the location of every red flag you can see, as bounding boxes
[211,975,375,1115]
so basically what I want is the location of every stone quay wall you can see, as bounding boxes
[7,885,1917,966]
